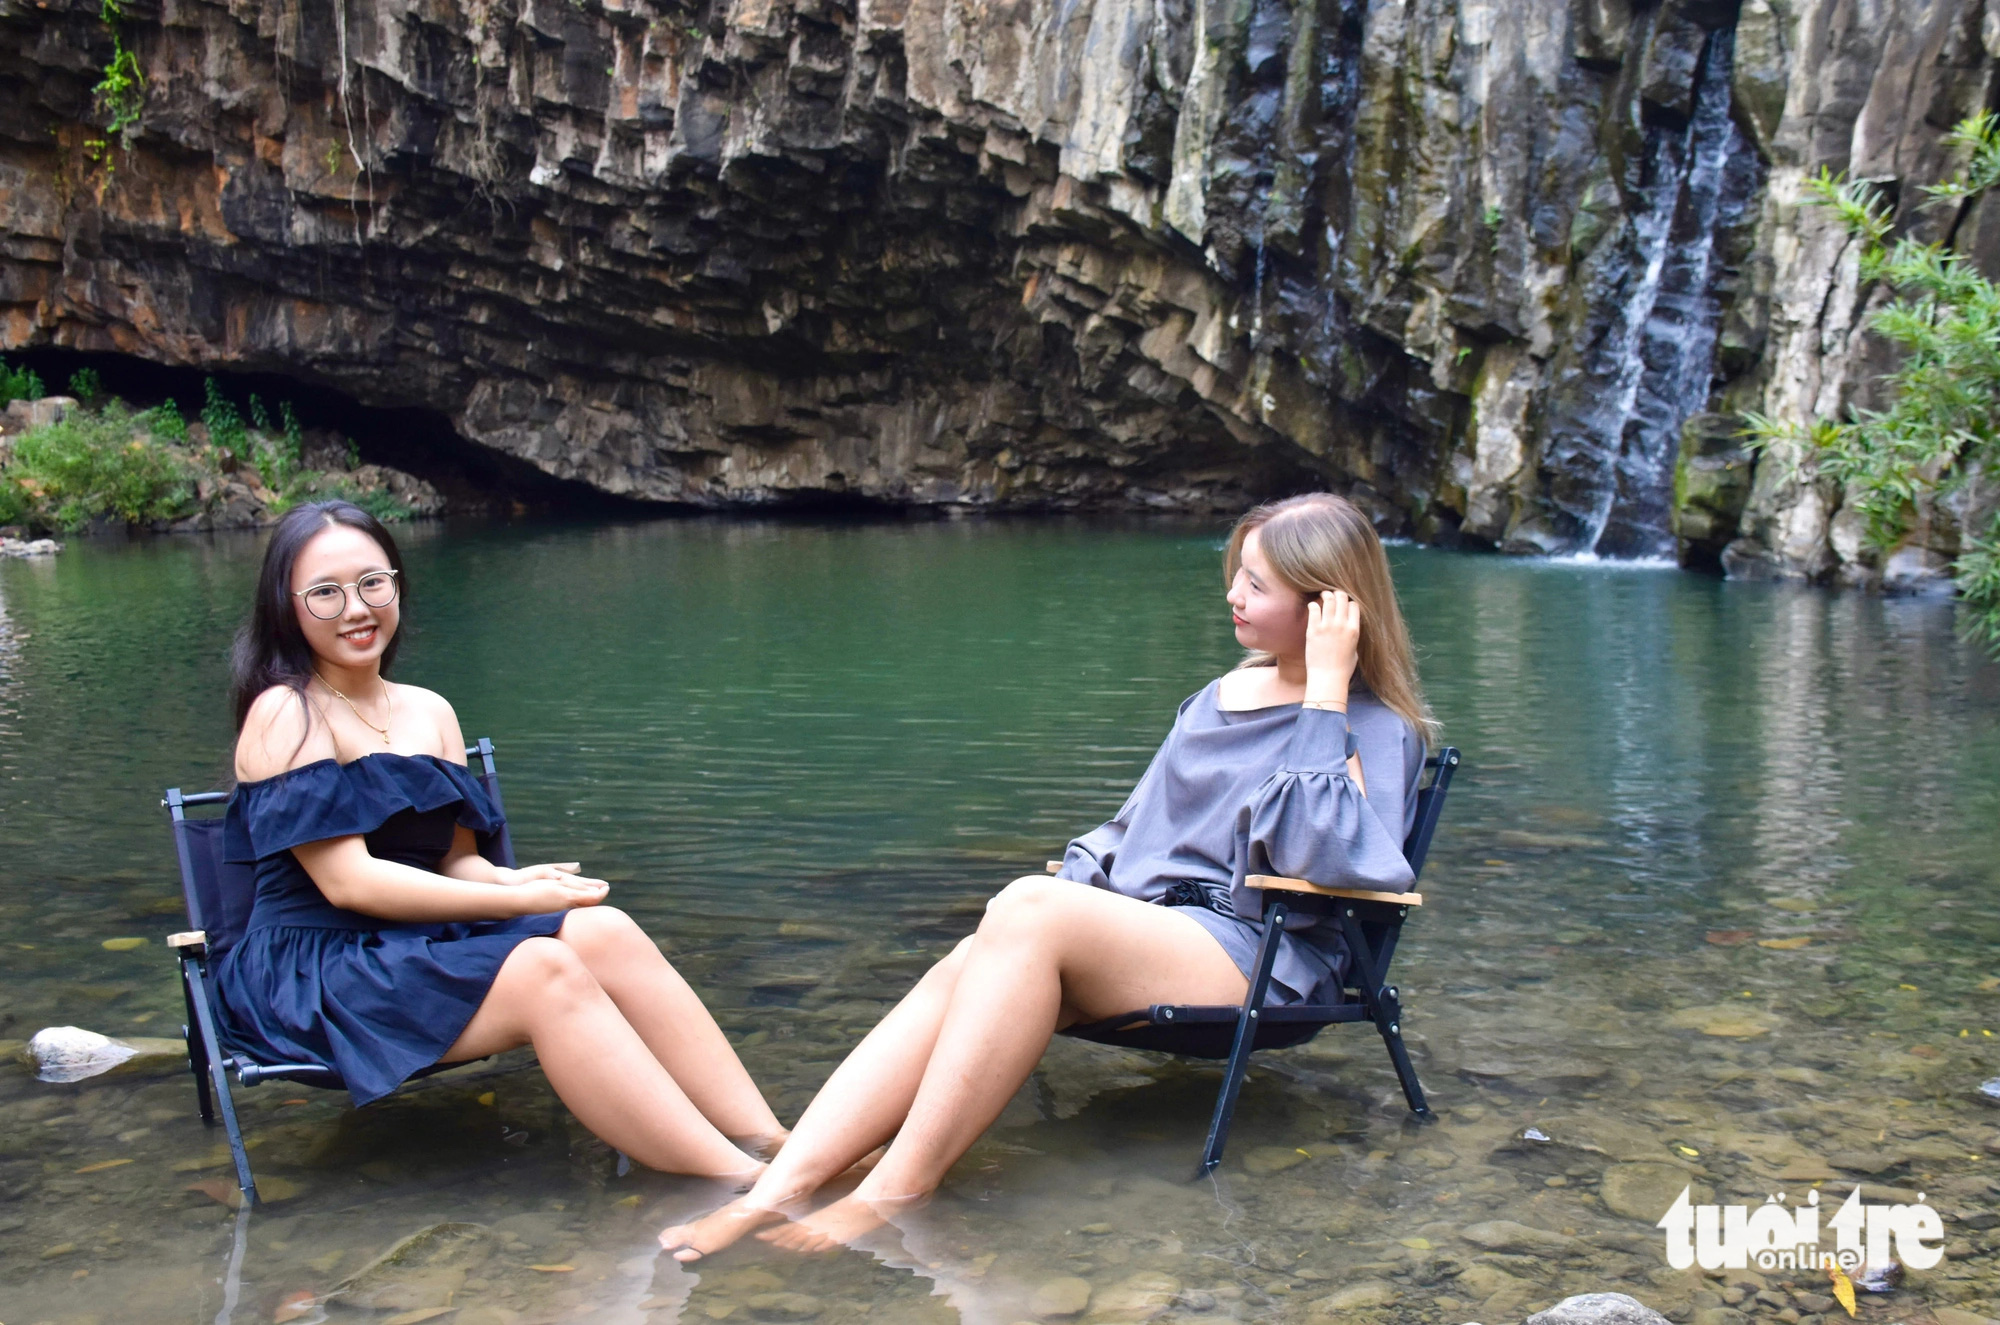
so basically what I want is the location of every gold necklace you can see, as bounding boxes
[319,674,393,745]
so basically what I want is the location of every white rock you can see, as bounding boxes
[25,1027,139,1082]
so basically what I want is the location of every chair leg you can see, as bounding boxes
[1372,984,1435,1123]
[1199,900,1288,1177]
[184,958,259,1206]
[179,961,215,1125]
[1336,916,1436,1125]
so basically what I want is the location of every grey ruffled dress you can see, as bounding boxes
[1056,677,1424,1004]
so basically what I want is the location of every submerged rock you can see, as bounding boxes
[1307,1279,1401,1314]
[1029,1276,1093,1318]
[1665,1005,1779,1038]
[1525,1293,1675,1325]
[330,1222,497,1313]
[1601,1164,1707,1223]
[1086,1271,1179,1322]
[1460,1219,1576,1254]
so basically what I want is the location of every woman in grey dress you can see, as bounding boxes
[663,492,1438,1256]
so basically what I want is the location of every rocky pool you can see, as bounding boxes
[0,518,1995,1325]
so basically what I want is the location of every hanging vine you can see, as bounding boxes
[90,0,146,162]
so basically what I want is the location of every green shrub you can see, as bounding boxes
[1746,112,2000,653]
[0,475,30,527]
[1,358,44,408]
[66,367,105,406]
[142,399,188,444]
[10,402,192,530]
[201,377,246,456]
[312,475,411,523]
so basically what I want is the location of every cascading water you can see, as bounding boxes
[1596,31,1759,558]
[1540,29,1760,559]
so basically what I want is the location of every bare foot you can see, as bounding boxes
[658,1194,789,1262]
[756,1193,907,1254]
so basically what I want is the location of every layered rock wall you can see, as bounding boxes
[0,0,1995,574]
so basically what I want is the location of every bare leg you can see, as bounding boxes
[445,935,762,1179]
[762,878,1249,1251]
[659,937,974,1260]
[556,907,783,1142]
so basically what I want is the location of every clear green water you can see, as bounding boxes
[1,519,1997,1325]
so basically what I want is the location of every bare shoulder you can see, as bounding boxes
[391,683,466,759]
[1215,667,1276,711]
[236,685,336,782]
[389,682,454,720]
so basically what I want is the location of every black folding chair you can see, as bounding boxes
[161,738,518,1206]
[1059,747,1461,1175]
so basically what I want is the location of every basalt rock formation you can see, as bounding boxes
[0,0,1995,576]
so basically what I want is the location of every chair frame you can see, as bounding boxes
[1060,747,1461,1175]
[161,738,514,1206]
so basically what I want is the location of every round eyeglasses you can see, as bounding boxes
[294,570,400,620]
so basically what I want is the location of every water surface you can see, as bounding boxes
[1,518,1996,1325]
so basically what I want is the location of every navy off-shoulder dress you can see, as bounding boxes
[217,752,566,1106]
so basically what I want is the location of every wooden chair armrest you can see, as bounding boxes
[168,930,208,949]
[1243,875,1423,907]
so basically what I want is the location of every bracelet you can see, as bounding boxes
[1302,699,1348,712]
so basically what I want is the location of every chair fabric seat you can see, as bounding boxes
[1065,1001,1371,1058]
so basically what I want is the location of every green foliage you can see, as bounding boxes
[0,475,29,527]
[9,402,192,530]
[67,367,105,406]
[201,377,247,456]
[248,393,271,431]
[1,386,415,532]
[254,409,304,494]
[91,0,145,153]
[143,399,188,444]
[323,478,412,524]
[1,357,45,407]
[1744,114,2000,653]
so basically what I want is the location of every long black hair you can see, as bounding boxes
[230,500,407,731]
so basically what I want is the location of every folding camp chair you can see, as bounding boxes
[1058,747,1461,1175]
[161,738,518,1207]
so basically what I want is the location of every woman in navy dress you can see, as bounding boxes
[662,491,1438,1255]
[219,500,782,1178]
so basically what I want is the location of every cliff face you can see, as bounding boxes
[0,0,1993,572]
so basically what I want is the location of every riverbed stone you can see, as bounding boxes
[1666,1005,1780,1038]
[1241,1146,1307,1175]
[1307,1279,1400,1314]
[1084,1271,1179,1322]
[744,1292,822,1320]
[1525,1293,1674,1325]
[1601,1164,1704,1222]
[1029,1277,1093,1318]
[1931,1308,2000,1325]
[331,1222,496,1313]
[1461,1219,1577,1254]
[1458,1264,1536,1318]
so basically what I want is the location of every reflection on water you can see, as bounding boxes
[1,519,1997,1325]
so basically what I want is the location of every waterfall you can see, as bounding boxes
[1541,29,1757,559]
[1595,30,1755,558]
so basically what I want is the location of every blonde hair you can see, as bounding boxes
[1225,493,1439,748]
